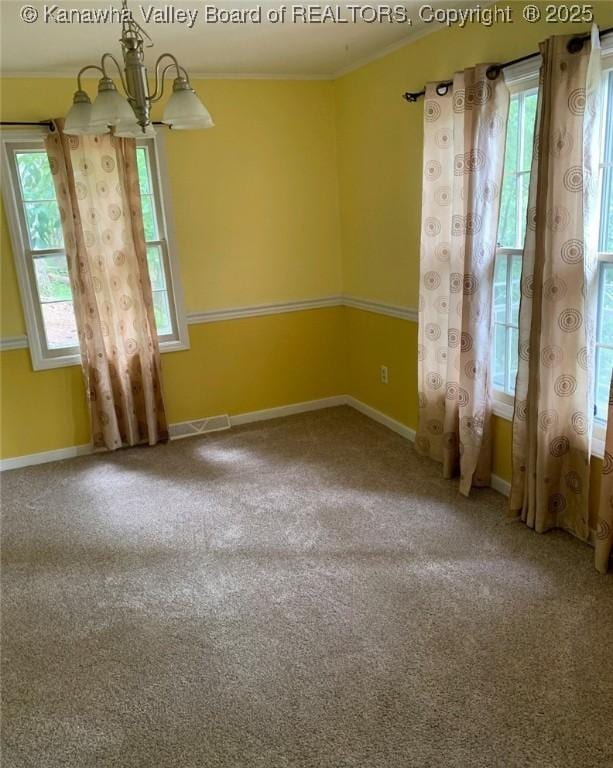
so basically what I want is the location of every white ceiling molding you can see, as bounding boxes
[0,1,492,81]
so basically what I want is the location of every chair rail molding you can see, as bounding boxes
[0,335,28,351]
[1,294,420,352]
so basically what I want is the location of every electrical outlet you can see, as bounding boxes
[380,365,389,384]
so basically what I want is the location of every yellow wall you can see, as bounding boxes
[0,76,344,458]
[3,6,613,470]
[335,1,613,483]
[1,76,342,327]
[1,309,345,458]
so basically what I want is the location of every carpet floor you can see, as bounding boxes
[1,406,612,767]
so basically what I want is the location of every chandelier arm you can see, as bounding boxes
[101,53,131,97]
[150,63,191,103]
[150,64,173,103]
[76,64,105,92]
[151,53,187,102]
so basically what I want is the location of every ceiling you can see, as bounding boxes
[0,1,482,78]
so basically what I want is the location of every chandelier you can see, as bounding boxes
[64,0,213,137]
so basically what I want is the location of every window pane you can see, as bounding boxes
[136,146,159,240]
[15,151,56,201]
[24,201,64,250]
[493,324,506,390]
[509,326,519,393]
[493,254,507,323]
[152,290,172,336]
[599,71,613,252]
[518,172,531,248]
[521,91,538,173]
[600,164,613,253]
[596,347,613,420]
[34,253,73,302]
[598,264,613,345]
[510,254,522,324]
[505,96,519,176]
[136,147,151,195]
[498,97,519,248]
[41,301,78,349]
[498,177,518,249]
[140,195,158,241]
[146,245,167,291]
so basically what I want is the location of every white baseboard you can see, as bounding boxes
[345,396,416,442]
[230,396,347,427]
[345,396,509,498]
[0,442,94,472]
[0,395,347,471]
[0,394,510,497]
[490,474,511,497]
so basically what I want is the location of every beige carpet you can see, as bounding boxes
[1,406,612,767]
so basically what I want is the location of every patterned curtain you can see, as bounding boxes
[45,124,168,450]
[596,371,613,573]
[416,67,509,496]
[510,30,601,548]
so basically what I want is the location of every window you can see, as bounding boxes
[595,69,613,422]
[492,86,538,398]
[492,53,613,443]
[1,130,188,369]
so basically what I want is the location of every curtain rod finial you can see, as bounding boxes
[567,36,585,54]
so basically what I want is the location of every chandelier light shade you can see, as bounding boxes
[64,0,213,136]
[64,91,95,135]
[162,79,215,129]
[90,79,137,127]
[113,119,157,138]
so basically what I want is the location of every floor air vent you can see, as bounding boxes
[169,414,231,440]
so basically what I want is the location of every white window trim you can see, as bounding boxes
[491,68,538,422]
[491,46,613,459]
[0,127,189,371]
[139,129,190,355]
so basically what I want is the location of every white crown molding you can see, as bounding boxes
[1,70,335,81]
[332,22,443,79]
[0,27,433,83]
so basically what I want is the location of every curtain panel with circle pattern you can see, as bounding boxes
[416,67,509,496]
[45,124,168,450]
[509,30,602,568]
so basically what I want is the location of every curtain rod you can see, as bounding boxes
[0,120,167,130]
[403,25,613,102]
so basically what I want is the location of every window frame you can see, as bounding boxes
[490,45,613,457]
[594,64,613,434]
[491,69,540,421]
[0,127,189,371]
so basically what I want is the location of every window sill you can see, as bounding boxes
[492,397,514,421]
[27,337,190,371]
[159,339,190,354]
[492,392,606,461]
